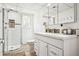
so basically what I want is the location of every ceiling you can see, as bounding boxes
[3,3,47,11]
[0,3,74,13]
[3,3,73,9]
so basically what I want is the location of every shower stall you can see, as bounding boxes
[0,6,34,56]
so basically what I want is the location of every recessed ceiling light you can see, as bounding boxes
[47,3,51,7]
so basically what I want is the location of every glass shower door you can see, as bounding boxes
[4,9,22,54]
[0,8,22,56]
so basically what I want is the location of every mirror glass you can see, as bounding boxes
[58,3,76,24]
[42,3,58,25]
[48,4,58,25]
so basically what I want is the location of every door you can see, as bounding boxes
[22,14,33,44]
[39,40,47,56]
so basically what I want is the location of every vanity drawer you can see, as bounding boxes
[48,45,63,56]
[34,35,64,49]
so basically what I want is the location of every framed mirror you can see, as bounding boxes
[58,3,77,24]
[42,3,77,25]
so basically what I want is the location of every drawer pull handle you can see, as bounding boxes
[50,51,57,55]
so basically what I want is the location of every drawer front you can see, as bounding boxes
[48,45,63,56]
[34,35,64,49]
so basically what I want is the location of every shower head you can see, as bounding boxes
[7,9,18,13]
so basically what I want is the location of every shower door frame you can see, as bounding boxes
[0,8,5,56]
[2,8,5,56]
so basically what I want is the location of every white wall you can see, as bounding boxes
[34,9,49,32]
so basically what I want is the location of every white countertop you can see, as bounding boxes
[34,32,77,40]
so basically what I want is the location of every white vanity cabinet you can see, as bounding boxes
[34,32,77,56]
[34,39,47,56]
[48,45,63,56]
[34,39,39,56]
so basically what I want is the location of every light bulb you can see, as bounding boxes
[47,3,51,7]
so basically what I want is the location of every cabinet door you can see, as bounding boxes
[34,39,39,56]
[48,45,63,56]
[39,40,47,56]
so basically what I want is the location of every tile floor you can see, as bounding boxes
[3,43,36,56]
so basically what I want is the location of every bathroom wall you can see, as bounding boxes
[33,8,51,32]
